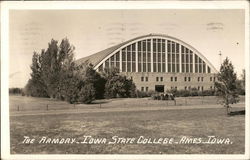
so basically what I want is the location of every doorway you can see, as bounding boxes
[155,85,164,92]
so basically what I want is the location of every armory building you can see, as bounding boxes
[77,34,217,92]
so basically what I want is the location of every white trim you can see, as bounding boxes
[135,42,138,72]
[151,39,153,72]
[119,50,122,71]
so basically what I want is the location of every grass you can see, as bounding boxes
[9,96,245,154]
[9,95,245,112]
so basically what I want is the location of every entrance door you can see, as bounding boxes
[155,85,164,92]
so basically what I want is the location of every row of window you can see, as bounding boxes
[184,86,215,91]
[141,86,149,92]
[98,38,212,73]
[141,77,148,82]
[210,77,216,81]
[184,77,191,81]
[140,86,215,92]
[140,76,216,82]
[184,86,205,91]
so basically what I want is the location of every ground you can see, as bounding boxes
[9,95,245,154]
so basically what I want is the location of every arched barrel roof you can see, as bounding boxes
[76,33,217,73]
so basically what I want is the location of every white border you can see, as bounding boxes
[1,1,249,160]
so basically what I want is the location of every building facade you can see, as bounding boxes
[77,34,217,92]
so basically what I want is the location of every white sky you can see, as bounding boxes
[9,9,245,88]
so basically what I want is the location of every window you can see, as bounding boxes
[210,86,213,90]
[141,87,144,92]
[201,86,204,91]
[184,86,187,90]
[146,87,149,92]
[201,77,203,81]
[176,43,179,53]
[175,86,177,90]
[122,49,126,72]
[115,52,120,67]
[214,77,216,82]
[156,77,159,81]
[171,77,173,81]
[188,86,191,90]
[167,41,171,53]
[188,77,191,81]
[141,77,144,81]
[210,77,213,81]
[198,77,200,81]
[184,77,187,81]
[145,77,148,81]
[131,77,133,80]
[175,77,177,81]
[208,66,211,73]
[105,60,109,68]
[98,64,103,72]
[198,86,200,91]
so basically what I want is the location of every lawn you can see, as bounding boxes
[9,96,245,154]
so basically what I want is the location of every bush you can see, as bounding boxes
[165,88,215,97]
[104,74,136,99]
[78,83,96,104]
[200,90,215,96]
[9,88,23,95]
[136,90,156,98]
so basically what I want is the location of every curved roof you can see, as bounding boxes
[76,34,153,66]
[76,33,217,73]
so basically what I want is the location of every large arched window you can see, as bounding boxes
[96,35,215,74]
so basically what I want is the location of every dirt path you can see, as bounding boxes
[10,103,245,117]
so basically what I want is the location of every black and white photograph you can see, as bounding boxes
[1,1,249,160]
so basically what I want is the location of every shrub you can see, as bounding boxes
[104,69,136,98]
[165,88,215,97]
[78,83,96,104]
[136,90,156,98]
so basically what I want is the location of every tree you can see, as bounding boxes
[40,40,60,98]
[103,67,136,98]
[24,52,48,97]
[78,82,96,104]
[57,38,76,100]
[214,57,239,115]
[83,64,106,99]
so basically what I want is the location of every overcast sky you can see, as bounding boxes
[9,9,245,88]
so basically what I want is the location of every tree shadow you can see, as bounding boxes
[91,100,110,105]
[229,110,245,116]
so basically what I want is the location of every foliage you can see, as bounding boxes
[9,88,23,95]
[25,38,78,100]
[235,69,245,95]
[162,88,215,97]
[103,67,136,98]
[24,52,48,97]
[78,82,96,104]
[83,64,106,99]
[214,57,239,115]
[135,90,156,98]
[25,39,136,104]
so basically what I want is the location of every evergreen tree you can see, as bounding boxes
[24,52,48,97]
[40,39,59,98]
[57,38,76,100]
[215,57,239,115]
[83,64,106,99]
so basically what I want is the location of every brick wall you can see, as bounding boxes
[121,72,217,92]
